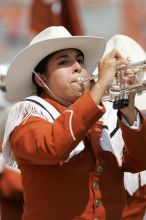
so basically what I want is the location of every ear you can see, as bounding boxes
[34,73,47,88]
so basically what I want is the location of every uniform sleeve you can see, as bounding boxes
[0,166,23,199]
[10,92,105,165]
[119,111,146,172]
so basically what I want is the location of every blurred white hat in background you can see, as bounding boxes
[95,34,146,110]
[103,34,146,63]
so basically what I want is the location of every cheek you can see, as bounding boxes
[48,71,69,91]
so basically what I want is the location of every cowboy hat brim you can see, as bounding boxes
[6,36,105,101]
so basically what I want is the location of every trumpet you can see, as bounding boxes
[76,60,146,109]
[1,61,146,109]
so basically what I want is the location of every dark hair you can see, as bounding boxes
[32,49,84,96]
[32,53,55,96]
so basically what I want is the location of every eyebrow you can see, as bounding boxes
[55,52,84,60]
[56,55,68,60]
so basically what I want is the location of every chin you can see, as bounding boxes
[65,90,85,102]
[73,93,83,101]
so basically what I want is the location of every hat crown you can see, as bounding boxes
[29,26,72,46]
[104,34,146,62]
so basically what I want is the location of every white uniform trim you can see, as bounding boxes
[2,95,85,167]
[65,110,76,141]
[2,96,145,195]
[101,102,146,196]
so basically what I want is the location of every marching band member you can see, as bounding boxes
[102,34,146,220]
[0,64,23,220]
[2,26,146,220]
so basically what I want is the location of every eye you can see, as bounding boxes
[58,59,68,65]
[76,56,84,64]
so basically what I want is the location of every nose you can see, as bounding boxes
[73,61,82,74]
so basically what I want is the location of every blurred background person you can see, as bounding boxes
[102,34,146,220]
[30,0,83,35]
[1,0,146,65]
[0,64,24,220]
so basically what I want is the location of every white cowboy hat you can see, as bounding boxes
[5,26,106,101]
[102,34,146,110]
[103,34,146,62]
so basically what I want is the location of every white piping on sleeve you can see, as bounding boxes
[65,110,76,141]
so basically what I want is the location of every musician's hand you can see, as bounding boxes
[97,49,129,90]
